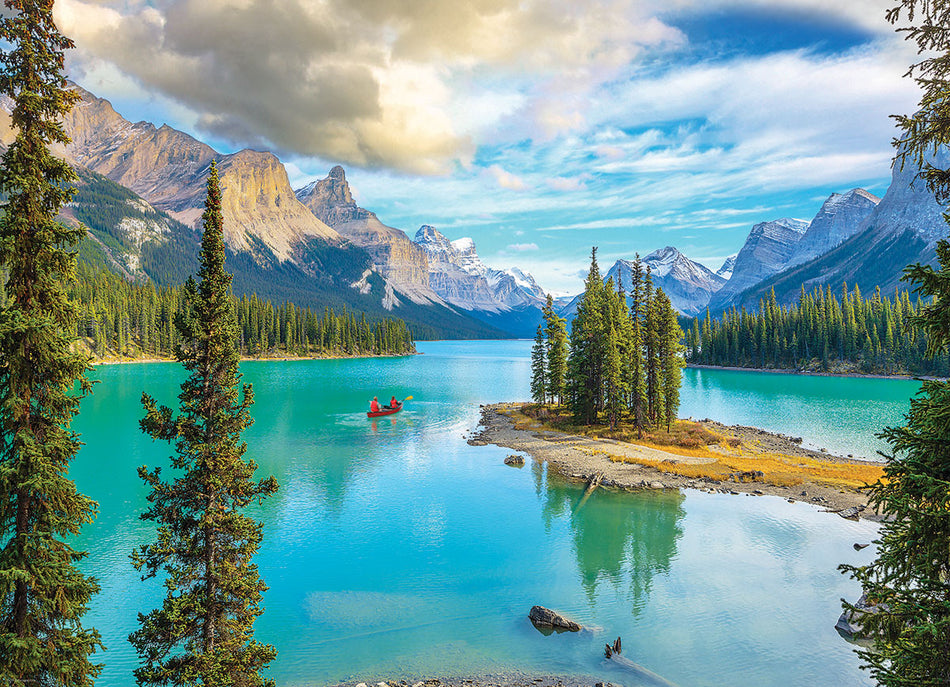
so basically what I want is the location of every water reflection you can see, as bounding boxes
[541,473,685,610]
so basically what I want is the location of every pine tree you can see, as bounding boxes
[530,324,547,404]
[131,162,279,686]
[0,2,103,683]
[838,2,950,685]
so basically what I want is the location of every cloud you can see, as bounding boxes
[507,242,539,252]
[546,176,587,192]
[56,0,681,174]
[487,165,527,191]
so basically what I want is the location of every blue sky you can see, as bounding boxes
[58,0,921,295]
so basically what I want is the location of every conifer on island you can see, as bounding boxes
[839,1,950,684]
[131,161,279,686]
[556,247,683,430]
[0,0,103,683]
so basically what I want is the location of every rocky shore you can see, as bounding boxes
[330,676,611,687]
[468,403,882,520]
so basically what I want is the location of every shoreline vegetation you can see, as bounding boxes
[687,363,945,381]
[88,350,421,366]
[470,402,884,519]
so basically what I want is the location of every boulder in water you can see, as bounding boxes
[528,605,581,632]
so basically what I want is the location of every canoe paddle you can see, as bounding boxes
[403,395,413,402]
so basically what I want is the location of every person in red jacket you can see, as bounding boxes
[370,397,380,413]
[389,395,398,409]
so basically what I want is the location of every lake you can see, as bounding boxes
[71,341,911,686]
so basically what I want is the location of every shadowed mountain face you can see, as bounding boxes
[708,218,808,312]
[785,189,880,270]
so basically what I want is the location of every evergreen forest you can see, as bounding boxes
[63,263,416,360]
[688,284,950,376]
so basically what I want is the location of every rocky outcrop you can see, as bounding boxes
[786,189,880,269]
[55,84,341,263]
[709,218,808,312]
[296,167,437,304]
[528,605,580,632]
[726,151,950,310]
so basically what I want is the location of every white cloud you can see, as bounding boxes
[487,165,528,191]
[507,242,539,252]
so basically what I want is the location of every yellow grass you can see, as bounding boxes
[505,403,883,491]
[609,451,883,489]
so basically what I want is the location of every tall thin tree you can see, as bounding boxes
[530,324,548,404]
[131,161,279,686]
[0,1,103,683]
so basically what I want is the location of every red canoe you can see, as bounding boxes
[367,402,402,418]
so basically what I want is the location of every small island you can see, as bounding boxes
[471,403,883,518]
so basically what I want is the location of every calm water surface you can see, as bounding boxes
[71,341,910,687]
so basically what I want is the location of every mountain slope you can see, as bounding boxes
[785,188,880,269]
[295,166,437,303]
[709,218,808,312]
[722,154,948,312]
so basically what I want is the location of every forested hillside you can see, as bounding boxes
[66,168,507,341]
[66,264,415,360]
[687,284,949,376]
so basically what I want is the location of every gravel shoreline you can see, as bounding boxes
[330,675,612,687]
[468,403,882,520]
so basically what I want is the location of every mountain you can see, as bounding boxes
[0,85,510,339]
[413,226,547,336]
[724,152,948,311]
[559,246,725,318]
[295,166,437,304]
[716,255,737,281]
[785,189,880,269]
[708,217,809,312]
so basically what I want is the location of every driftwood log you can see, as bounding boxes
[603,635,679,687]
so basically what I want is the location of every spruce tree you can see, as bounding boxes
[657,290,684,432]
[542,294,568,406]
[530,324,548,404]
[131,161,279,686]
[567,248,605,424]
[628,255,648,437]
[839,2,950,684]
[0,1,103,683]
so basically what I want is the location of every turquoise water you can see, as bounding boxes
[680,367,920,460]
[70,341,909,686]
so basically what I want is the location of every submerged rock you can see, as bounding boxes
[528,605,581,632]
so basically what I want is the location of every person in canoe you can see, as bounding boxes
[387,395,399,409]
[370,396,380,413]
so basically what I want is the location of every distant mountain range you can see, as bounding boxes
[2,82,944,336]
[0,85,549,339]
[557,157,944,320]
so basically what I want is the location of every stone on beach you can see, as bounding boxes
[528,605,581,632]
[504,454,525,466]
